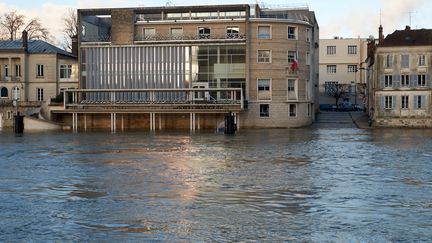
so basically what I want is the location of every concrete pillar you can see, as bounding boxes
[84,113,87,131]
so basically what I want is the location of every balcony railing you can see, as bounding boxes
[63,88,244,111]
[81,35,112,43]
[135,32,246,42]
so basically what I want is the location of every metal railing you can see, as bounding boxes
[63,88,244,110]
[134,32,246,42]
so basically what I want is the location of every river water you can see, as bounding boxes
[0,127,431,242]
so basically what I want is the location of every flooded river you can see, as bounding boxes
[0,127,431,242]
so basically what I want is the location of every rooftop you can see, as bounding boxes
[0,40,75,57]
[380,26,432,47]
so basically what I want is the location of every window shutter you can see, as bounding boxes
[393,75,400,88]
[414,95,418,108]
[380,75,385,89]
[380,96,385,110]
[392,96,396,109]
[421,95,426,108]
[410,74,418,87]
[427,74,432,88]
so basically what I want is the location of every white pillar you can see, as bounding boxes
[121,114,124,132]
[197,113,200,130]
[158,113,162,130]
[84,114,87,131]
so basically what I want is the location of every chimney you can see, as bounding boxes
[22,30,28,51]
[378,25,384,45]
[71,35,78,57]
[405,25,411,31]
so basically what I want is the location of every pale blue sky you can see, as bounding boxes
[1,0,432,42]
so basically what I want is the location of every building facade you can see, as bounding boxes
[319,37,368,108]
[0,33,78,129]
[372,26,432,127]
[56,4,319,132]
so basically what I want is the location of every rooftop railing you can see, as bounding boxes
[134,32,246,42]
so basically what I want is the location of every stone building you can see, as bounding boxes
[0,32,78,129]
[319,37,368,108]
[53,4,319,132]
[371,26,432,127]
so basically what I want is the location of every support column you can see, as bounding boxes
[150,113,156,131]
[236,112,240,131]
[158,113,162,130]
[84,114,87,131]
[190,113,196,131]
[121,114,124,132]
[72,113,78,133]
[111,113,117,133]
[197,113,200,130]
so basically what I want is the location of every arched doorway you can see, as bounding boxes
[0,87,8,98]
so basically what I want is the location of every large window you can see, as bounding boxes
[384,96,393,109]
[384,75,393,87]
[36,64,44,77]
[15,64,21,77]
[414,95,425,109]
[198,27,211,39]
[327,65,336,74]
[226,26,240,39]
[287,26,297,39]
[37,88,44,101]
[289,104,297,117]
[143,28,156,39]
[260,104,269,117]
[401,54,410,68]
[287,79,297,100]
[347,65,357,73]
[401,74,409,87]
[257,25,271,39]
[0,87,8,98]
[12,87,20,100]
[60,64,72,79]
[327,46,336,55]
[4,65,9,77]
[258,79,270,91]
[418,74,426,86]
[401,95,409,109]
[257,50,271,63]
[170,27,183,39]
[348,45,357,55]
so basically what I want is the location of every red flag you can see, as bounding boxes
[292,57,298,72]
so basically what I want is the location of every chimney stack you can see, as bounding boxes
[22,30,28,51]
[405,25,411,31]
[378,25,384,45]
[71,35,78,57]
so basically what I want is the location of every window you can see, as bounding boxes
[287,79,297,100]
[384,75,392,87]
[348,45,357,55]
[170,27,183,39]
[226,26,240,39]
[37,88,44,101]
[258,79,270,91]
[60,64,72,79]
[306,28,311,42]
[347,65,358,73]
[260,104,269,117]
[0,87,8,98]
[15,64,21,77]
[414,96,425,109]
[384,96,393,109]
[287,51,297,63]
[306,52,310,65]
[257,50,271,63]
[143,28,156,39]
[289,104,297,117]
[324,81,338,93]
[12,87,19,100]
[36,64,44,77]
[4,65,9,77]
[401,95,409,109]
[327,46,336,55]
[401,74,409,87]
[418,74,426,86]
[401,54,410,68]
[385,55,393,68]
[327,65,336,74]
[198,27,211,39]
[419,55,426,66]
[287,26,296,39]
[6,110,12,120]
[257,25,271,39]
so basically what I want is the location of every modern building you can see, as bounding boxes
[370,25,432,127]
[319,37,368,108]
[52,4,319,132]
[0,32,78,128]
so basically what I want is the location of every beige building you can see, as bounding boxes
[0,33,78,128]
[53,4,319,132]
[319,37,368,108]
[371,26,432,127]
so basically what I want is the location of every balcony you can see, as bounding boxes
[134,32,246,43]
[61,88,244,113]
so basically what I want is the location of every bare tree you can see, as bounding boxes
[324,83,350,108]
[0,10,51,41]
[61,8,78,52]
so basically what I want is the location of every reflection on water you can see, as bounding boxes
[0,128,432,241]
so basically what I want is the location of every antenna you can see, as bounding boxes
[408,11,417,26]
[379,9,382,25]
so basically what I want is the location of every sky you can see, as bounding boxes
[1,0,432,45]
